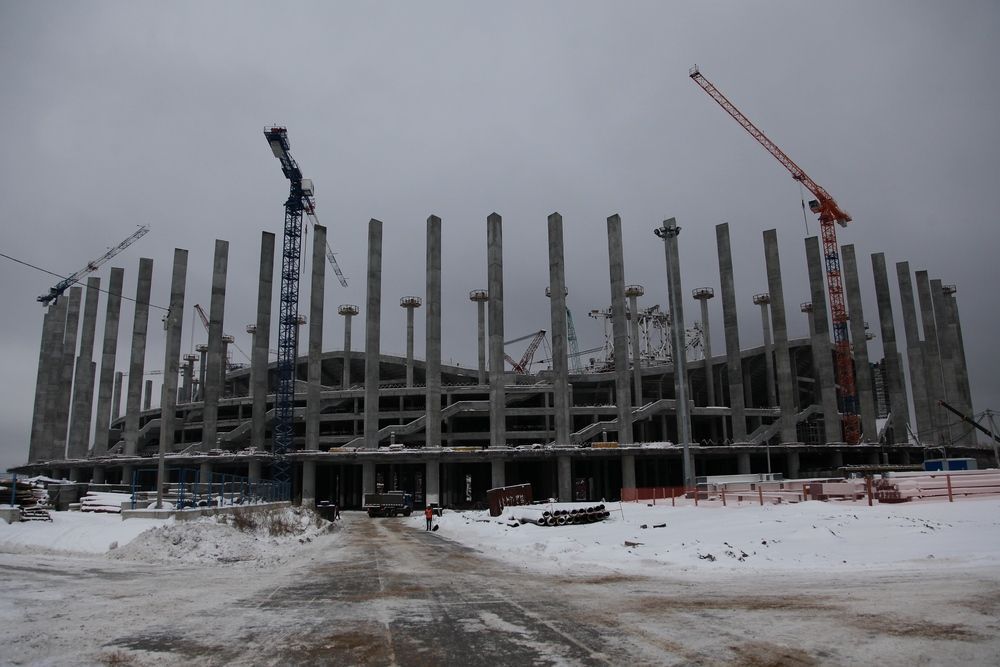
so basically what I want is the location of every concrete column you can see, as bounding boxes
[29,302,59,462]
[871,253,909,443]
[52,287,83,460]
[737,451,751,474]
[692,289,715,408]
[220,335,233,396]
[202,240,228,451]
[122,464,133,487]
[182,355,196,403]
[248,459,261,483]
[91,467,105,484]
[38,298,68,461]
[112,371,123,421]
[364,219,383,451]
[339,305,358,388]
[425,460,440,506]
[470,290,488,384]
[658,218,692,485]
[896,262,932,441]
[143,380,153,411]
[401,297,422,387]
[547,213,571,447]
[490,458,505,489]
[426,214,443,448]
[557,454,572,502]
[124,259,153,457]
[943,285,974,418]
[626,285,645,411]
[932,278,968,444]
[252,232,275,450]
[801,303,815,338]
[804,237,842,443]
[607,214,633,444]
[915,270,948,443]
[199,461,213,494]
[156,248,188,508]
[785,450,800,479]
[839,246,877,442]
[763,230,797,443]
[716,224,747,442]
[487,213,507,448]
[301,460,316,508]
[830,450,844,470]
[621,454,636,490]
[195,345,208,401]
[363,460,376,495]
[306,225,326,451]
[68,277,101,458]
[753,294,777,407]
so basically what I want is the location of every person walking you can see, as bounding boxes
[424,504,434,531]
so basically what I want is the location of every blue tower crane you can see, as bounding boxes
[263,127,311,484]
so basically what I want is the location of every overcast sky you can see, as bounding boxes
[2,1,998,471]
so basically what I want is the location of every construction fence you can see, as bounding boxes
[622,469,1000,507]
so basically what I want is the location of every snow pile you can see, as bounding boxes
[108,507,333,566]
[410,497,1000,574]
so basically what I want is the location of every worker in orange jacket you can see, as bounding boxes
[424,504,434,531]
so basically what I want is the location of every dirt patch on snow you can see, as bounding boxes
[727,641,819,666]
[281,623,393,665]
[625,593,832,614]
[847,613,983,640]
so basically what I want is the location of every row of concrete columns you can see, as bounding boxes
[27,210,976,486]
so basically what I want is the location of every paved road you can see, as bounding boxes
[2,512,998,666]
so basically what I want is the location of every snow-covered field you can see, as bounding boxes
[1,499,998,665]
[2,497,999,575]
[405,497,1000,576]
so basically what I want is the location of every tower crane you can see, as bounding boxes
[503,330,548,374]
[263,126,315,483]
[192,304,250,369]
[37,225,150,306]
[565,308,583,373]
[689,65,860,443]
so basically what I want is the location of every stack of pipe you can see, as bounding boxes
[512,504,610,527]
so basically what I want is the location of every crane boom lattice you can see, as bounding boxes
[689,65,860,443]
[38,225,150,306]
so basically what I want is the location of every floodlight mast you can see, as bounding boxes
[263,126,308,485]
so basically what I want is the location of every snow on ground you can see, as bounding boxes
[408,497,1000,576]
[0,507,334,566]
[4,498,999,577]
[0,511,164,555]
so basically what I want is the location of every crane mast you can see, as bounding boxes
[263,127,310,483]
[689,66,860,443]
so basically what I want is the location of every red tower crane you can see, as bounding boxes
[689,65,860,444]
[504,330,547,375]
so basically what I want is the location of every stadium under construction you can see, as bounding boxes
[12,207,987,509]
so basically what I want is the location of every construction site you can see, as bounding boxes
[9,68,993,511]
